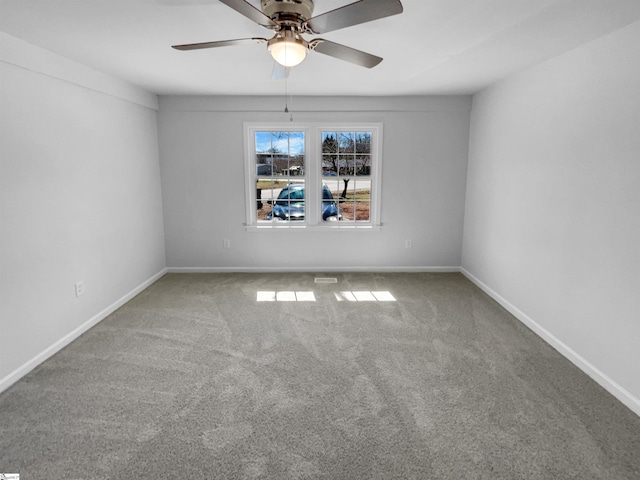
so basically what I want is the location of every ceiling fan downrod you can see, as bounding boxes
[261,0,315,31]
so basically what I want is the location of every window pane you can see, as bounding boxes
[356,155,371,176]
[341,156,355,176]
[322,131,372,178]
[321,183,341,222]
[333,180,371,222]
[322,154,338,176]
[257,178,282,221]
[355,132,371,154]
[265,180,306,222]
[322,132,338,153]
[339,132,355,153]
[255,131,273,177]
[255,131,304,177]
[288,131,305,176]
[255,131,305,222]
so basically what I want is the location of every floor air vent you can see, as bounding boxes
[314,277,338,284]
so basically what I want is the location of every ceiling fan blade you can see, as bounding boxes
[172,37,267,51]
[306,0,403,34]
[311,39,383,68]
[218,0,277,29]
[272,62,290,80]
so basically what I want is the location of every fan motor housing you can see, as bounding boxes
[261,0,314,23]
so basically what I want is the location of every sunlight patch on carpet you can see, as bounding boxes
[334,291,396,302]
[257,291,317,302]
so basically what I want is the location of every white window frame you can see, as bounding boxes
[244,122,383,231]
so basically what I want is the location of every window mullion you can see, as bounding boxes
[305,129,319,225]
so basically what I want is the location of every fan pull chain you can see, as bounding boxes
[284,71,293,121]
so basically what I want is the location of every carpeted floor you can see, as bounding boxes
[1,272,639,479]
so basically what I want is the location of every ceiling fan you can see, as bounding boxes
[172,0,404,69]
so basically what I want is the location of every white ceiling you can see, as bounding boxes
[2,0,640,96]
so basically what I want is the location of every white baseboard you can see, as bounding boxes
[167,266,462,273]
[461,268,640,418]
[0,268,168,394]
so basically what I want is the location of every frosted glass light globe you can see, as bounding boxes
[269,37,307,67]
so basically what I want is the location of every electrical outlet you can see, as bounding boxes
[223,239,231,248]
[405,239,412,249]
[75,281,85,297]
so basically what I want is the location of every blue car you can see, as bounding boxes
[267,184,341,221]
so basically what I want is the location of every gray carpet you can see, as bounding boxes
[1,272,639,479]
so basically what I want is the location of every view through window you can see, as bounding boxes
[246,124,382,229]
[255,131,307,222]
[321,131,372,222]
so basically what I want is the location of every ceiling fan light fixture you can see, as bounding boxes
[268,31,308,67]
[174,0,405,70]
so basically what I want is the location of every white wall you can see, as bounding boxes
[158,95,471,271]
[462,21,640,414]
[0,33,166,390]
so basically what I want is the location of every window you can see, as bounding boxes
[244,123,382,230]
[321,131,372,223]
